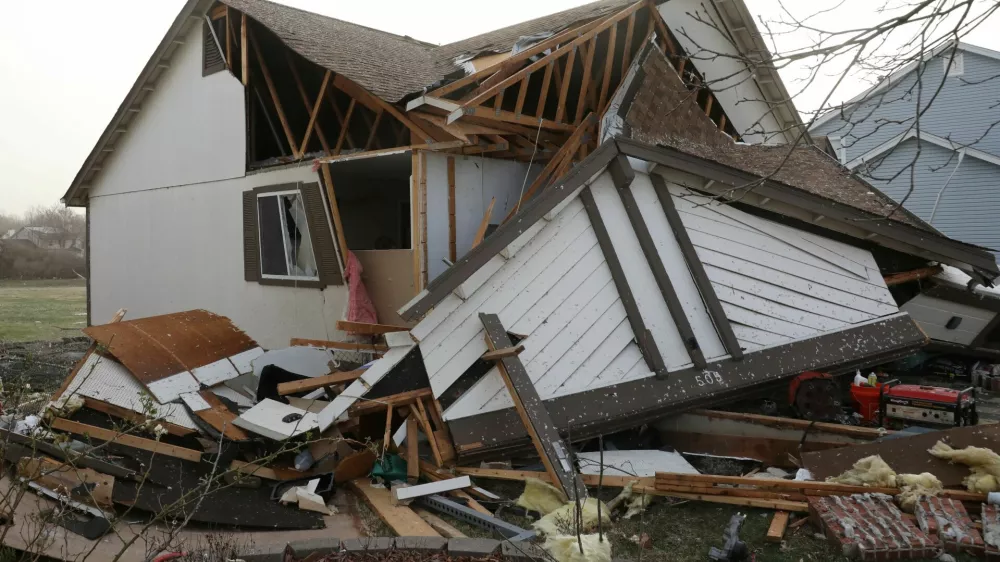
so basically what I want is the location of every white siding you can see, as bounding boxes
[423,153,540,280]
[89,164,348,350]
[88,23,246,199]
[901,294,995,345]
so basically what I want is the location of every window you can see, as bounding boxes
[243,183,343,288]
[943,52,964,77]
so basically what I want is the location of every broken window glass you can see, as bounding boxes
[257,191,318,280]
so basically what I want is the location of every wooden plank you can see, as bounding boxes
[655,483,807,502]
[513,76,530,116]
[455,466,653,488]
[580,186,667,377]
[767,512,791,543]
[406,416,419,483]
[414,508,467,538]
[81,397,195,437]
[692,409,889,439]
[248,27,298,158]
[276,369,365,396]
[480,344,525,361]
[240,13,248,86]
[536,62,555,120]
[598,23,617,113]
[348,388,434,418]
[290,337,387,353]
[651,174,743,360]
[414,399,444,467]
[480,313,586,499]
[51,418,201,463]
[349,479,441,537]
[194,390,250,440]
[453,107,577,132]
[364,109,385,151]
[635,485,809,512]
[394,476,472,501]
[884,265,943,286]
[383,404,394,453]
[333,99,356,155]
[471,197,496,249]
[315,141,469,164]
[620,12,636,73]
[18,457,114,508]
[654,473,898,495]
[225,6,232,69]
[320,164,350,269]
[612,156,707,369]
[554,47,577,123]
[298,70,331,156]
[575,37,598,124]
[336,320,409,335]
[448,157,457,262]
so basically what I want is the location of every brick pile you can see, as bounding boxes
[983,504,1000,561]
[915,497,984,556]
[809,493,937,560]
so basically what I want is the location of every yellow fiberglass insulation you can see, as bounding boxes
[896,473,943,512]
[544,534,612,562]
[827,455,897,488]
[516,478,569,516]
[534,498,612,537]
[929,441,1000,493]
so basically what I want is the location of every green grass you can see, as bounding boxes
[0,279,86,342]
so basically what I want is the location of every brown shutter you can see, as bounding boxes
[203,20,227,76]
[300,182,344,287]
[243,190,261,282]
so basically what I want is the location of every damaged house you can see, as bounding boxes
[62,0,804,349]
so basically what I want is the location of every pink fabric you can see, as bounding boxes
[345,251,378,324]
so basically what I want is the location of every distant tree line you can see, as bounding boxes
[0,204,86,280]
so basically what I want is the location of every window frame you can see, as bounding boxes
[255,188,320,283]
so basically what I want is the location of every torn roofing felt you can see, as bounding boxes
[83,309,263,404]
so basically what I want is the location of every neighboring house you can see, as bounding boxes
[60,0,811,348]
[5,226,82,252]
[811,42,1000,262]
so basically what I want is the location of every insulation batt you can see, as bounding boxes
[928,440,1000,493]
[517,478,568,515]
[827,455,943,512]
[534,498,612,537]
[896,473,943,512]
[544,534,612,562]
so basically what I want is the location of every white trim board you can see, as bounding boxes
[846,129,1000,170]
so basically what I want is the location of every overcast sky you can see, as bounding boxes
[0,0,996,216]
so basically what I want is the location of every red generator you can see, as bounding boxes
[878,380,978,428]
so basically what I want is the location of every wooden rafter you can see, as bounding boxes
[331,75,434,143]
[299,70,331,157]
[621,11,637,71]
[326,88,357,150]
[364,110,385,151]
[597,23,617,112]
[334,99,356,154]
[240,13,249,86]
[575,36,598,124]
[285,52,333,155]
[248,26,299,158]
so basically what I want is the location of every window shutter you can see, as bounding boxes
[300,182,344,287]
[203,20,227,76]
[242,190,261,282]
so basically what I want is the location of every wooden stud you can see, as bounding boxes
[704,94,714,118]
[336,320,409,335]
[364,109,384,151]
[411,151,422,292]
[621,12,637,71]
[637,485,809,512]
[333,99,357,155]
[289,337,387,353]
[448,157,457,261]
[883,265,944,286]
[248,27,299,158]
[348,388,434,418]
[554,47,577,123]
[414,399,444,467]
[537,62,555,120]
[298,70,331,157]
[326,89,357,150]
[598,23,618,113]
[383,404,394,454]
[514,76,530,117]
[240,13,248,86]
[225,6,232,68]
[349,479,441,537]
[480,343,525,361]
[406,416,420,483]
[276,369,365,395]
[51,418,201,463]
[767,512,790,543]
[471,197,495,249]
[285,52,333,157]
[575,37,598,124]
[647,0,677,57]
[320,163,350,269]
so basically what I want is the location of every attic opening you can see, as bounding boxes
[322,153,412,252]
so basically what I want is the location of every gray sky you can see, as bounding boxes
[0,0,996,215]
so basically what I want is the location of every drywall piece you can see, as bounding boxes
[191,357,240,387]
[234,399,318,441]
[180,392,212,412]
[146,372,201,404]
[317,344,415,431]
[58,352,198,430]
[252,347,338,379]
[385,332,415,348]
[575,450,699,478]
[210,383,256,408]
[228,346,265,374]
[394,476,473,502]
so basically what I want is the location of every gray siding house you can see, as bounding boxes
[811,42,1000,262]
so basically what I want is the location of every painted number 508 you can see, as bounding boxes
[695,371,724,387]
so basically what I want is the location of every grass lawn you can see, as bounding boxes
[0,279,87,342]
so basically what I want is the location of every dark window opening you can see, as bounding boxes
[323,153,412,251]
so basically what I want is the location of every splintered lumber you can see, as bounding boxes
[349,479,441,537]
[643,483,805,502]
[480,344,525,362]
[883,265,943,286]
[455,466,653,488]
[51,418,202,463]
[290,337,387,353]
[767,512,790,543]
[691,409,890,439]
[336,320,410,335]
[636,485,809,512]
[18,457,114,508]
[394,476,472,502]
[348,388,434,417]
[276,369,365,395]
[406,417,420,483]
[480,313,587,500]
[471,198,496,249]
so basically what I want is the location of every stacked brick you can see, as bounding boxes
[808,494,937,560]
[915,497,984,556]
[984,504,1000,561]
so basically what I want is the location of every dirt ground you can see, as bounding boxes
[0,279,86,342]
[0,336,89,395]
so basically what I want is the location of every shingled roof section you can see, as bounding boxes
[225,0,439,102]
[621,45,939,235]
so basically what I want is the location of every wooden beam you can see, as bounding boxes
[453,107,577,132]
[51,418,201,463]
[320,164,350,269]
[883,265,943,286]
[554,47,577,123]
[210,4,227,19]
[480,313,587,500]
[637,485,809,512]
[598,23,617,113]
[621,12,637,71]
[331,74,433,143]
[383,404,394,454]
[349,479,441,537]
[364,109,385,151]
[456,466,653,489]
[412,399,444,467]
[348,388,433,418]
[537,62,555,120]
[326,88,357,150]
[225,6,232,68]
[767,512,790,543]
[414,508,466,538]
[284,51,332,156]
[276,369,365,395]
[448,157,457,261]
[248,27,299,158]
[290,337,387,353]
[651,174,743,360]
[81,397,195,437]
[575,37,598,124]
[471,197,495,249]
[315,141,468,164]
[333,99,356,155]
[336,320,409,335]
[513,76,530,117]
[241,13,248,86]
[298,70,331,157]
[406,416,419,483]
[481,344,525,361]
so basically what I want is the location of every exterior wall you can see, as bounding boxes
[423,153,540,281]
[812,50,1000,160]
[89,164,349,350]
[863,138,1000,261]
[88,22,246,199]
[658,0,789,144]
